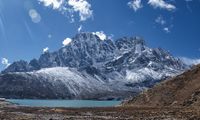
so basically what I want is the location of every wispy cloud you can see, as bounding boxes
[179,57,200,65]
[1,58,10,68]
[128,0,143,12]
[155,15,166,25]
[185,0,193,12]
[63,38,72,46]
[48,34,52,39]
[155,15,173,33]
[148,0,176,11]
[38,0,93,22]
[163,27,170,33]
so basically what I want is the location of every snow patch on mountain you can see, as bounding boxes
[0,32,187,99]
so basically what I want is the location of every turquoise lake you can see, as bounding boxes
[7,99,121,108]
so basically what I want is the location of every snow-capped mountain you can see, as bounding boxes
[0,67,138,99]
[0,33,187,99]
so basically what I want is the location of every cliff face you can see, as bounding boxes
[0,33,187,99]
[124,64,200,107]
[2,33,186,75]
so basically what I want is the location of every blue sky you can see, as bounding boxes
[0,0,200,70]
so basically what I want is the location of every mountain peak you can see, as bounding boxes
[0,33,188,100]
[115,36,145,51]
[2,33,186,76]
[2,60,29,73]
[74,32,102,42]
[133,36,145,46]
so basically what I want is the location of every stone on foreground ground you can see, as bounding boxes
[0,101,200,120]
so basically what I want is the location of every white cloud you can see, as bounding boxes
[29,9,41,23]
[38,0,93,22]
[38,0,64,9]
[68,0,93,21]
[163,27,170,33]
[155,15,173,33]
[63,38,72,46]
[78,25,82,32]
[93,31,107,41]
[148,0,176,11]
[1,58,10,67]
[180,57,200,66]
[155,15,166,25]
[128,0,143,12]
[43,47,49,53]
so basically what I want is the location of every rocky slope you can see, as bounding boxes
[124,64,200,107]
[0,33,187,99]
[0,67,138,99]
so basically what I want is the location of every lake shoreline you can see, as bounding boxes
[0,100,200,120]
[6,99,121,108]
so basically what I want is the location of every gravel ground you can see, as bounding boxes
[0,101,200,120]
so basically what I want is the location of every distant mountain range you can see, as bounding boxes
[123,64,200,107]
[0,33,187,100]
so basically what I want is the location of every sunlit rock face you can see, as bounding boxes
[0,33,187,100]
